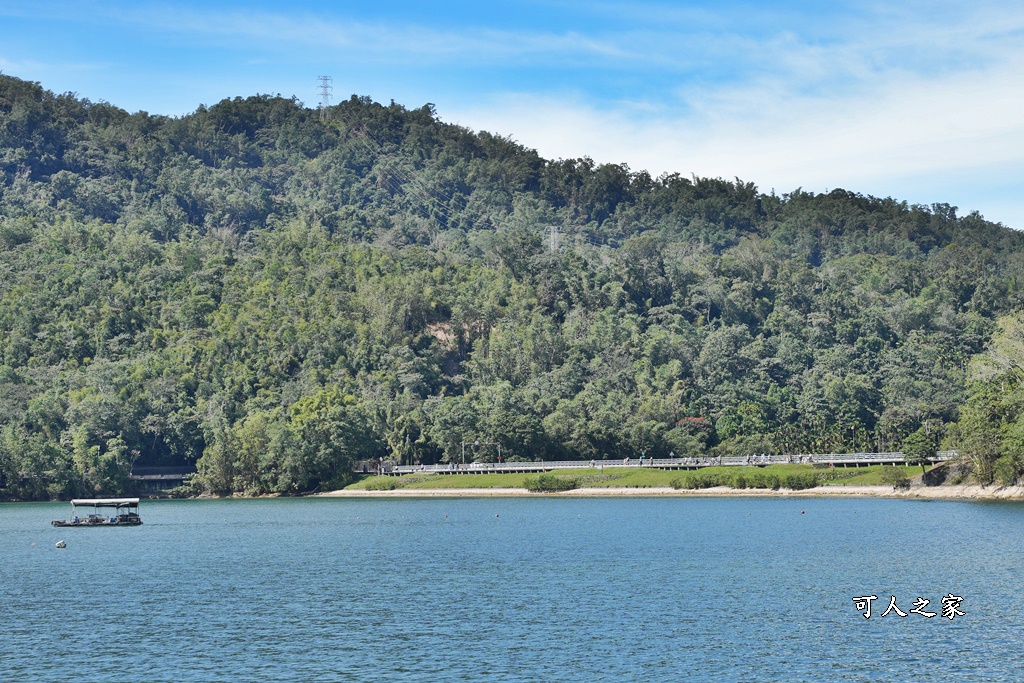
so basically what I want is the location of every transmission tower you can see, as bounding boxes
[317,75,333,121]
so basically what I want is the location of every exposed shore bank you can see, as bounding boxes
[320,484,1024,500]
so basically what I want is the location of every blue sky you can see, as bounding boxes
[2,0,1023,228]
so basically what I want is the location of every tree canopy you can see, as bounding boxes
[2,74,1024,498]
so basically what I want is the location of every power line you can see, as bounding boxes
[350,131,468,225]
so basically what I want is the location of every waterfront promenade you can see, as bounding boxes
[375,451,956,476]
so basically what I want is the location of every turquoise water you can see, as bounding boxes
[2,496,1021,682]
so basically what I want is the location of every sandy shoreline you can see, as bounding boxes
[319,484,1024,500]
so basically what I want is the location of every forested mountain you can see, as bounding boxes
[2,74,1024,499]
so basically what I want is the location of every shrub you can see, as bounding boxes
[993,454,1024,486]
[781,472,821,490]
[671,471,729,489]
[879,466,910,491]
[746,472,781,490]
[523,473,578,492]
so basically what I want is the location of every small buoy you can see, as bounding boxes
[55,540,66,548]
[495,514,499,517]
[801,510,805,515]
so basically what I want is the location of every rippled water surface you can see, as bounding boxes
[2,496,1022,682]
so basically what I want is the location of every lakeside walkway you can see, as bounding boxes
[375,451,956,476]
[321,482,1021,500]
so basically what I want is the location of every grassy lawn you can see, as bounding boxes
[347,468,686,490]
[345,463,926,491]
[819,464,922,486]
[348,471,533,490]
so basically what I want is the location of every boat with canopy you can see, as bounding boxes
[51,498,143,527]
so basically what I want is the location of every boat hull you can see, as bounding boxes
[51,517,142,527]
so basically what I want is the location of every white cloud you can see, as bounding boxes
[46,2,631,65]
[443,2,1024,227]
[452,52,1024,173]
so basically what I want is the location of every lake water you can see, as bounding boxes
[2,496,1022,682]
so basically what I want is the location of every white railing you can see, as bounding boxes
[384,450,957,475]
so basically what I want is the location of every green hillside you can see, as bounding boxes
[2,74,1023,498]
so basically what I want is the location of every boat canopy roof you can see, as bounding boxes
[70,498,140,507]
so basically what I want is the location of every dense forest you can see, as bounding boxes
[2,73,1024,499]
